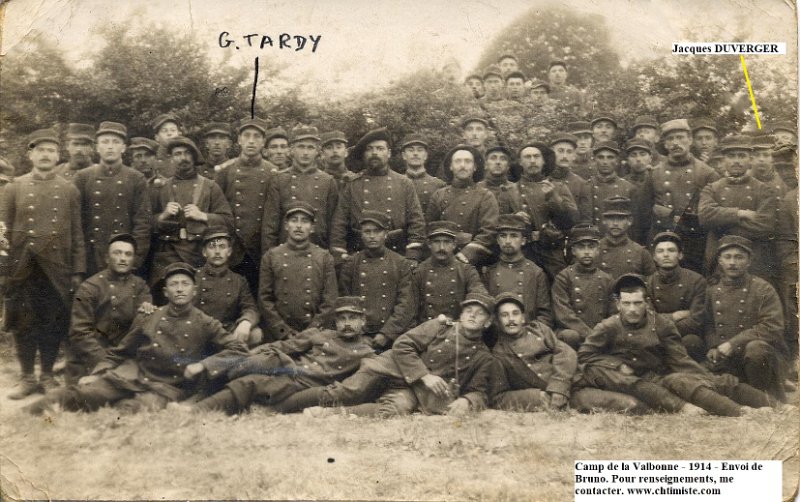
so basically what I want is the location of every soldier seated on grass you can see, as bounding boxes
[578,274,778,417]
[184,296,374,414]
[490,292,648,414]
[24,263,249,415]
[270,293,499,418]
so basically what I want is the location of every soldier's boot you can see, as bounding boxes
[689,387,742,417]
[631,381,686,413]
[194,389,241,415]
[730,383,774,409]
[39,373,60,392]
[9,374,42,400]
[271,387,326,413]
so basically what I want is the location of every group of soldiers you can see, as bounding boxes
[4,54,799,419]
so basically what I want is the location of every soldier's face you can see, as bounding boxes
[66,139,94,165]
[594,150,618,176]
[462,122,488,148]
[548,65,567,85]
[96,134,126,163]
[322,141,347,166]
[602,214,631,238]
[572,241,599,266]
[130,149,156,173]
[401,145,428,169]
[155,122,181,145]
[164,274,196,307]
[202,238,232,267]
[360,222,387,250]
[336,312,366,339]
[653,241,682,270]
[285,213,313,242]
[616,290,647,325]
[552,142,576,169]
[239,128,267,158]
[718,248,751,278]
[483,76,503,97]
[450,150,476,181]
[575,133,593,153]
[497,302,525,337]
[723,149,750,177]
[459,304,492,331]
[265,138,289,165]
[519,147,545,176]
[486,151,510,177]
[465,78,484,97]
[774,130,795,146]
[429,236,456,261]
[28,142,59,171]
[663,131,692,161]
[506,78,525,99]
[497,230,525,256]
[530,87,549,104]
[499,58,518,75]
[364,140,390,169]
[750,149,773,176]
[627,149,652,173]
[634,127,658,144]
[290,139,319,168]
[170,146,196,175]
[592,121,616,142]
[205,133,232,158]
[692,129,718,153]
[107,241,135,275]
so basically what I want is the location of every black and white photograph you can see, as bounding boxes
[0,0,798,500]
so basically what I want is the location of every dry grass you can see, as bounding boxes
[1,356,798,501]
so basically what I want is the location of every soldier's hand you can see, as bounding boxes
[671,310,691,322]
[371,333,389,350]
[455,252,470,264]
[163,202,182,217]
[421,373,449,398]
[717,341,733,357]
[699,151,710,162]
[138,302,156,315]
[183,204,208,222]
[183,362,205,380]
[232,321,252,343]
[706,348,723,364]
[618,363,635,375]
[78,374,101,386]
[539,179,555,195]
[547,392,569,410]
[737,209,758,221]
[446,397,471,417]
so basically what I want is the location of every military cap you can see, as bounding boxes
[162,262,196,283]
[359,210,391,230]
[460,292,495,313]
[651,231,683,251]
[167,136,204,163]
[624,138,653,153]
[264,126,289,144]
[65,123,96,142]
[498,53,518,62]
[691,118,718,135]
[95,121,127,141]
[238,117,268,136]
[284,200,316,221]
[631,115,659,131]
[660,119,691,137]
[427,220,459,239]
[750,133,774,150]
[602,196,632,216]
[334,296,366,315]
[152,113,182,132]
[203,122,233,138]
[320,130,348,147]
[517,140,556,176]
[107,232,137,250]
[568,121,592,135]
[569,223,601,244]
[289,124,321,144]
[202,226,231,244]
[772,121,797,134]
[27,129,60,149]
[399,133,429,150]
[529,79,550,92]
[348,127,391,162]
[485,142,512,157]
[549,132,578,148]
[460,116,490,129]
[592,140,621,155]
[591,113,617,128]
[504,70,526,82]
[483,64,503,80]
[612,273,647,297]
[709,149,724,163]
[0,156,15,182]
[497,213,527,232]
[442,144,485,182]
[716,235,753,257]
[129,137,160,153]
[493,292,525,313]
[548,59,567,70]
[718,135,752,152]
[464,73,483,82]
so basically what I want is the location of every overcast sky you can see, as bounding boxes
[2,0,797,97]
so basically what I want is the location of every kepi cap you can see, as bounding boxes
[167,136,203,164]
[108,232,137,251]
[660,119,691,138]
[718,135,752,152]
[569,223,601,244]
[613,273,647,296]
[284,200,316,221]
[716,235,752,257]
[493,292,525,313]
[359,210,391,230]
[238,117,268,136]
[65,123,96,142]
[592,140,620,155]
[152,113,181,132]
[289,125,321,144]
[162,262,196,283]
[399,133,429,150]
[497,213,527,232]
[460,292,495,313]
[129,137,160,153]
[602,196,632,216]
[320,131,347,147]
[335,296,366,315]
[96,121,127,141]
[203,122,232,138]
[27,128,60,149]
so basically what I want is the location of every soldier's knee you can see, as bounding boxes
[681,335,705,361]
[556,329,582,350]
[743,340,774,362]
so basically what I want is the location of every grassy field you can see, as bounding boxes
[1,351,798,501]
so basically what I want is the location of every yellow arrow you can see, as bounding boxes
[740,55,762,130]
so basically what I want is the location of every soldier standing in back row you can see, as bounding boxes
[151,113,183,179]
[477,142,520,215]
[400,133,446,217]
[549,132,591,223]
[54,123,95,181]
[320,131,355,187]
